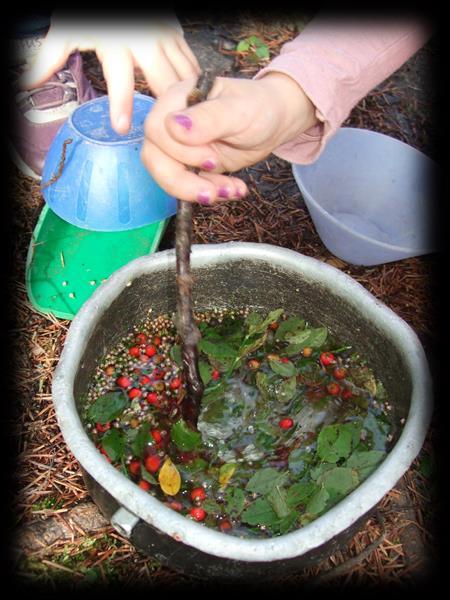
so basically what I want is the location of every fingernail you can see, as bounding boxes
[201,159,216,171]
[197,191,211,206]
[173,113,193,130]
[115,114,130,134]
[218,186,230,199]
[235,187,246,198]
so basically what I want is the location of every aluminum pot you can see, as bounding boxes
[52,242,433,581]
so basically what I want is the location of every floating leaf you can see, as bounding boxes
[316,467,359,503]
[305,485,330,516]
[199,360,213,386]
[275,317,306,341]
[317,424,353,463]
[101,429,125,462]
[269,358,297,378]
[267,485,291,518]
[171,419,202,452]
[241,497,279,527]
[131,422,151,458]
[87,392,127,424]
[346,450,385,480]
[158,458,181,496]
[170,344,182,366]
[225,487,246,517]
[286,326,328,349]
[219,463,238,488]
[286,481,316,508]
[246,468,287,495]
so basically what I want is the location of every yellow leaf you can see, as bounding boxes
[219,463,238,488]
[158,458,181,496]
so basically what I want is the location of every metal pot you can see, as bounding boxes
[52,242,433,581]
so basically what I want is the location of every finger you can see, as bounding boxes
[142,140,220,204]
[166,93,245,147]
[170,35,201,78]
[97,46,135,134]
[199,171,248,201]
[19,35,71,89]
[135,49,180,97]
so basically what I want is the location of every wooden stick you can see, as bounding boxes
[176,70,216,427]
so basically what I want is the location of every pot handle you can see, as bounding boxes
[110,506,140,538]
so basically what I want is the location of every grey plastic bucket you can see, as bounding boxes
[52,242,433,580]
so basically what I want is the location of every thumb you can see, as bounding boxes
[18,35,72,90]
[166,96,244,147]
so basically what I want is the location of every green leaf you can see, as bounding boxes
[278,511,298,535]
[286,481,316,508]
[276,376,297,403]
[87,392,128,424]
[246,468,287,495]
[288,448,311,476]
[237,331,268,359]
[248,308,284,336]
[305,485,330,516]
[346,450,385,480]
[286,326,328,349]
[140,465,158,484]
[199,360,213,386]
[225,487,246,518]
[317,424,353,463]
[199,339,237,362]
[171,419,202,452]
[131,422,151,458]
[255,45,270,59]
[267,485,291,518]
[170,344,182,366]
[268,358,297,378]
[101,429,125,462]
[241,497,279,527]
[236,39,250,52]
[275,317,306,341]
[317,467,359,503]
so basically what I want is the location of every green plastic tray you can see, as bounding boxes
[26,205,170,320]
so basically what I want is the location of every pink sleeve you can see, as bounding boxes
[254,19,431,163]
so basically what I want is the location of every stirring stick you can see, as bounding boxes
[176,70,216,427]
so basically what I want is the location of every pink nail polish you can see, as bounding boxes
[173,114,193,130]
[201,159,216,171]
[218,186,230,199]
[197,191,211,206]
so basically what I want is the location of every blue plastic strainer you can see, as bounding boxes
[41,93,177,232]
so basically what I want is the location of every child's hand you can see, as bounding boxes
[19,16,200,134]
[141,72,318,204]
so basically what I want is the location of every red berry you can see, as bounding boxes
[128,346,140,357]
[190,507,206,521]
[219,520,232,532]
[129,459,141,475]
[116,376,132,388]
[95,421,111,433]
[128,388,142,399]
[139,375,151,385]
[327,382,341,395]
[320,352,335,366]
[333,367,347,380]
[146,392,159,406]
[151,429,162,444]
[167,500,183,512]
[153,336,162,346]
[138,480,151,491]
[145,344,157,357]
[212,369,220,381]
[190,487,207,503]
[144,454,161,473]
[279,418,294,430]
[169,377,182,390]
[342,389,353,400]
[136,333,147,344]
[152,368,164,380]
[99,446,112,463]
[280,357,290,363]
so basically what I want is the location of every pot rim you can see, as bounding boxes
[52,242,433,562]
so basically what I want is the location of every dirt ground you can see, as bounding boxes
[6,15,441,592]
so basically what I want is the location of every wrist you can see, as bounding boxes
[258,71,318,146]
